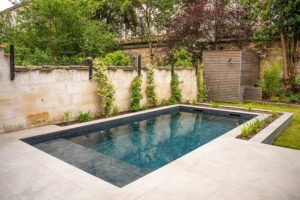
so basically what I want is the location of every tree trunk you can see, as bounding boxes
[49,18,53,65]
[280,30,288,79]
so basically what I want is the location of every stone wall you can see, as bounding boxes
[0,48,196,133]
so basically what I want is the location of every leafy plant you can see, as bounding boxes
[262,60,282,98]
[197,63,208,102]
[210,101,220,108]
[146,65,158,107]
[241,119,265,138]
[63,111,71,122]
[169,73,182,104]
[173,47,193,67]
[78,111,92,123]
[94,59,115,116]
[271,107,279,119]
[247,103,253,112]
[160,99,170,106]
[112,106,119,116]
[130,75,143,111]
[104,51,131,66]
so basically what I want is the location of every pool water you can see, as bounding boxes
[35,111,247,187]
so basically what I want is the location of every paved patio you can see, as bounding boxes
[1,123,300,200]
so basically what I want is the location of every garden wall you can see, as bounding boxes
[0,48,196,133]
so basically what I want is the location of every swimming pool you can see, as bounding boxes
[23,106,255,187]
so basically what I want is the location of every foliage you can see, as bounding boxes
[104,51,131,66]
[135,0,181,62]
[1,0,117,65]
[14,47,83,65]
[160,99,170,106]
[130,75,143,111]
[210,101,220,108]
[94,59,115,116]
[63,111,71,122]
[196,63,208,102]
[169,73,182,104]
[78,111,92,123]
[247,103,253,112]
[242,0,300,79]
[86,0,138,34]
[173,47,193,67]
[241,119,265,138]
[146,65,158,107]
[262,60,282,98]
[81,20,117,56]
[112,106,119,116]
[169,0,251,58]
[222,102,300,150]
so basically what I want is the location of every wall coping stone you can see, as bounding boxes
[15,65,195,72]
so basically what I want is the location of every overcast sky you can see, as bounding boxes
[0,0,13,12]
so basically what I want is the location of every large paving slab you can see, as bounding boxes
[0,124,300,200]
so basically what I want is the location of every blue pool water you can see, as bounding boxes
[34,111,248,187]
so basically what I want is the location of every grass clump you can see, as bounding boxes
[241,119,265,139]
[210,101,220,108]
[78,111,92,123]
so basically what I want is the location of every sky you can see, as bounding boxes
[0,0,13,12]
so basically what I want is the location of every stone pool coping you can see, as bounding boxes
[0,104,298,200]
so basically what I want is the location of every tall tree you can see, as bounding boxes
[135,0,181,63]
[168,0,251,59]
[242,0,300,80]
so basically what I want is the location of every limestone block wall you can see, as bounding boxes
[0,48,196,133]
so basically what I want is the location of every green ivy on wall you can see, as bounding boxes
[146,65,158,107]
[94,59,115,116]
[197,63,208,102]
[130,75,143,111]
[169,72,182,104]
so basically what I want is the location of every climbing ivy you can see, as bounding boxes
[130,75,143,111]
[197,63,208,102]
[93,59,115,116]
[146,65,158,107]
[169,72,182,104]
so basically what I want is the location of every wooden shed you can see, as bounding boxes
[203,51,262,103]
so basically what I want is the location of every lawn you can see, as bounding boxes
[222,102,300,150]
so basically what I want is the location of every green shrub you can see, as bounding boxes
[78,111,92,123]
[262,60,282,98]
[104,51,131,66]
[210,101,220,108]
[169,73,182,104]
[271,107,279,118]
[197,63,208,102]
[130,75,143,111]
[241,119,265,138]
[247,103,253,112]
[94,59,115,116]
[146,65,158,107]
[14,47,82,66]
[173,47,193,67]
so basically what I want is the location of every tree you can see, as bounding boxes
[242,0,300,80]
[14,0,83,63]
[81,20,117,56]
[87,0,138,37]
[168,0,252,59]
[135,0,181,63]
[6,0,117,63]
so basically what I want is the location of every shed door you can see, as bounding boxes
[203,51,241,103]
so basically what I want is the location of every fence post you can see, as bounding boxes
[10,45,15,81]
[88,55,93,80]
[138,55,141,75]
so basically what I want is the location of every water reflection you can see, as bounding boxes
[68,112,246,170]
